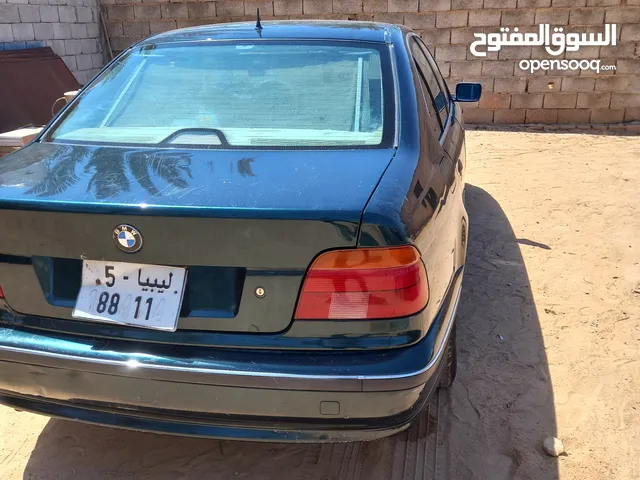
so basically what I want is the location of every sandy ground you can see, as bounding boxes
[1,130,639,479]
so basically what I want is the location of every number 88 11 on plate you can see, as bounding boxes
[72,260,188,331]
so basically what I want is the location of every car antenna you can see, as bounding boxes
[255,8,263,34]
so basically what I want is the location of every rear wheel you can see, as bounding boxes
[438,323,457,389]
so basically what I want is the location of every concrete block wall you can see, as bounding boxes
[0,0,106,84]
[98,0,640,124]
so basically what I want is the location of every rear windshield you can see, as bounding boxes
[46,41,394,149]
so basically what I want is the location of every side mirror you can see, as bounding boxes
[454,83,482,102]
[64,90,79,103]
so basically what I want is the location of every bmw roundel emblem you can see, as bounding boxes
[113,224,143,253]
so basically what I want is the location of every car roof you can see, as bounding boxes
[140,20,403,46]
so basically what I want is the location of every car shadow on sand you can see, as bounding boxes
[22,184,557,480]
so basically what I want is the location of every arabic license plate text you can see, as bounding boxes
[72,260,187,331]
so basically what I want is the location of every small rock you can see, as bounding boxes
[543,436,565,457]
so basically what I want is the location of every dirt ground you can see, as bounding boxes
[1,130,639,479]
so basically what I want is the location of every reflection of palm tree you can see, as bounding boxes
[27,146,193,200]
[26,145,87,196]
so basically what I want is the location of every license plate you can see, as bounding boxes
[72,260,187,331]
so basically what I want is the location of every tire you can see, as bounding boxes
[438,323,457,389]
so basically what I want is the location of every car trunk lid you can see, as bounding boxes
[0,142,395,335]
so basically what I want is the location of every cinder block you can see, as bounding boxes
[87,23,99,37]
[481,60,514,77]
[436,10,467,28]
[451,0,481,8]
[76,53,93,70]
[18,5,40,22]
[501,9,535,25]
[479,92,510,109]
[527,76,563,93]
[610,93,640,109]
[418,27,450,45]
[494,77,526,93]
[28,0,49,5]
[561,77,595,92]
[332,0,361,13]
[38,5,59,22]
[76,6,93,22]
[590,109,624,123]
[600,42,635,59]
[106,21,123,36]
[123,21,150,36]
[535,8,569,24]
[625,108,640,121]
[215,1,244,16]
[70,23,88,38]
[275,0,303,15]
[557,109,590,124]
[48,39,65,55]
[108,5,133,20]
[161,3,187,18]
[0,5,20,23]
[450,27,478,45]
[595,75,632,92]
[245,1,275,15]
[463,109,494,124]
[525,109,557,123]
[64,38,82,54]
[569,7,605,25]
[435,44,467,61]
[12,23,35,41]
[485,0,515,6]
[494,109,526,123]
[188,3,215,19]
[82,37,98,53]
[58,5,77,22]
[620,25,640,43]
[517,0,550,6]
[149,20,177,34]
[374,12,404,23]
[450,60,481,76]
[552,0,584,4]
[577,92,611,108]
[587,0,620,5]
[511,93,543,108]
[388,0,418,13]
[33,22,54,40]
[53,23,71,39]
[419,0,451,12]
[468,9,500,27]
[91,52,104,68]
[605,7,640,23]
[134,5,160,19]
[497,46,531,60]
[616,60,640,75]
[543,93,577,108]
[0,24,14,42]
[405,13,436,29]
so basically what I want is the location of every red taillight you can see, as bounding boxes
[294,246,429,320]
[0,286,3,298]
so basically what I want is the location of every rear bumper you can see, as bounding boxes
[0,270,462,442]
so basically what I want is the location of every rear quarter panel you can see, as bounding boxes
[358,27,468,333]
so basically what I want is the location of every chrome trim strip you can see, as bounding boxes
[389,41,400,149]
[0,279,462,383]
